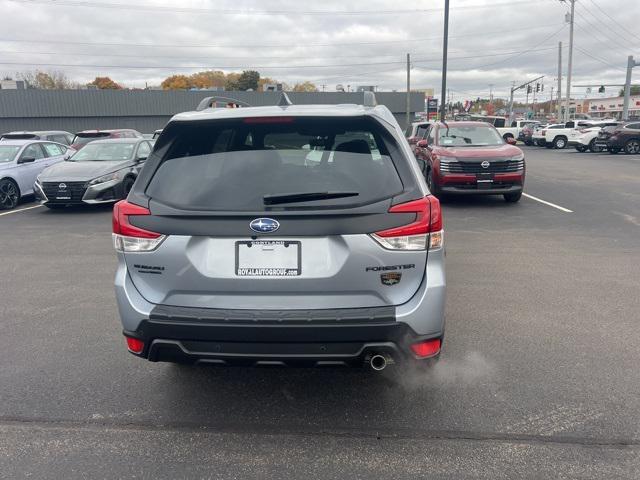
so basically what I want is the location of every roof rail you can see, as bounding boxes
[196,96,252,111]
[363,91,377,107]
[278,92,293,107]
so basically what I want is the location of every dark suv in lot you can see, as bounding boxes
[70,129,143,151]
[598,121,640,154]
[113,94,446,371]
[414,121,525,202]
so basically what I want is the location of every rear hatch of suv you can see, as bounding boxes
[117,115,438,310]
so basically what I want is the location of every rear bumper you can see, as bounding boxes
[123,305,441,367]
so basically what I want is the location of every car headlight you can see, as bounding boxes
[35,176,42,186]
[89,170,124,186]
[508,153,525,162]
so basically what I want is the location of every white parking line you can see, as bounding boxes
[522,193,573,213]
[0,204,43,217]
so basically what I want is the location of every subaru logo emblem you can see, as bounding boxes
[481,161,490,169]
[250,218,280,233]
[58,183,67,189]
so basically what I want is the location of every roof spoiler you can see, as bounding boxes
[196,96,253,111]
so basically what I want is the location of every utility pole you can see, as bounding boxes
[557,41,562,119]
[406,53,411,129]
[623,55,639,120]
[564,0,575,122]
[440,0,450,121]
[489,84,494,103]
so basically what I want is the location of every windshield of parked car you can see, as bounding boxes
[439,125,504,146]
[0,145,20,162]
[71,133,110,146]
[69,143,135,161]
[146,117,404,211]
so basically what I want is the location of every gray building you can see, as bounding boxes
[0,90,424,135]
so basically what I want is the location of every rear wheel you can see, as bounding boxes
[553,136,567,149]
[588,139,601,153]
[426,168,441,197]
[504,191,522,203]
[0,178,20,210]
[624,139,640,154]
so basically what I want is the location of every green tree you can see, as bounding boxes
[618,85,640,96]
[224,72,241,90]
[236,70,260,91]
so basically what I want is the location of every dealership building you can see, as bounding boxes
[0,89,425,135]
[578,95,640,119]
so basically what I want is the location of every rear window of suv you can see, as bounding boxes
[146,117,404,211]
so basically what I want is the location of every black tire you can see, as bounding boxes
[588,139,601,153]
[553,136,568,149]
[45,204,66,210]
[504,191,522,203]
[426,168,441,197]
[536,140,546,147]
[575,145,587,153]
[524,140,534,146]
[122,177,135,197]
[0,178,20,210]
[624,139,640,155]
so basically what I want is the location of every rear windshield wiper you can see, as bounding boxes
[263,191,359,205]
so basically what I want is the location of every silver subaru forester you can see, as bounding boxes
[114,93,446,371]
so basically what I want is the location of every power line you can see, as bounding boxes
[574,45,627,73]
[575,6,639,49]
[6,0,536,16]
[0,23,564,50]
[587,0,640,43]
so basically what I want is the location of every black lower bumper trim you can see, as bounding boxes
[125,305,441,367]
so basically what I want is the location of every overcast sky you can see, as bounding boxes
[1,0,639,102]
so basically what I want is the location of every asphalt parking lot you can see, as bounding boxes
[1,146,639,479]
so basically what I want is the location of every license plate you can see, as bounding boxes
[236,240,301,277]
[477,180,493,189]
[56,195,71,200]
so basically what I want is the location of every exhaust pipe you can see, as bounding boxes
[370,354,388,371]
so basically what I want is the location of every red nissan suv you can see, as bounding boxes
[414,121,525,202]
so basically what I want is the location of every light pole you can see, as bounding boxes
[563,0,575,122]
[622,56,639,121]
[439,0,450,121]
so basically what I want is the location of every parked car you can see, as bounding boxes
[543,120,594,149]
[533,123,563,146]
[414,121,524,202]
[34,138,153,209]
[567,121,621,152]
[69,129,143,151]
[0,140,69,210]
[114,93,446,370]
[1,130,74,145]
[599,121,640,154]
[594,125,622,153]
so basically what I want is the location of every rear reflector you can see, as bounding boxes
[126,337,144,354]
[410,339,441,358]
[370,196,443,251]
[113,200,165,252]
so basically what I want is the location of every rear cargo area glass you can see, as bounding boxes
[146,117,403,211]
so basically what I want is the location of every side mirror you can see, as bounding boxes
[417,139,429,148]
[18,156,36,164]
[136,155,148,162]
[505,137,517,145]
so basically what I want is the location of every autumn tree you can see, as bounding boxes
[292,81,318,92]
[235,70,260,91]
[190,70,226,89]
[87,76,122,89]
[161,74,193,90]
[17,70,76,89]
[224,72,241,90]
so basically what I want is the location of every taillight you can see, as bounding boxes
[112,200,165,252]
[370,196,443,251]
[410,338,441,358]
[541,129,547,135]
[125,336,144,354]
